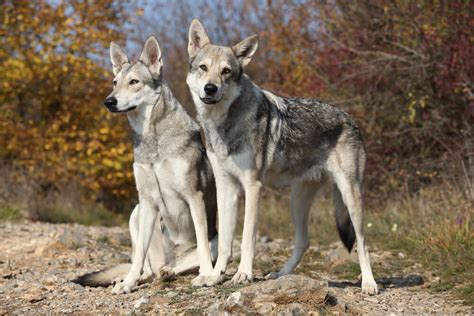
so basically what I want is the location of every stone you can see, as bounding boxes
[256,302,275,314]
[325,242,358,264]
[34,229,84,257]
[133,295,150,309]
[226,291,244,306]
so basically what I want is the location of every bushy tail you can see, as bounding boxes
[333,184,356,252]
[72,263,131,287]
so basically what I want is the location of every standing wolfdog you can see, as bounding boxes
[74,36,218,293]
[186,20,378,294]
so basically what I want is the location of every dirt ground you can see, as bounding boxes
[0,222,471,314]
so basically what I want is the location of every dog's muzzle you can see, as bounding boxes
[104,97,118,111]
[200,97,218,104]
[103,97,136,113]
[201,83,219,104]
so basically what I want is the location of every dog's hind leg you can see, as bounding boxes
[328,148,378,295]
[141,214,166,282]
[266,181,321,279]
[159,234,219,281]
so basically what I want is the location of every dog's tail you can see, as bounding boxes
[72,263,131,287]
[333,184,356,252]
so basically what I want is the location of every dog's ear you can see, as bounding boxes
[110,42,129,76]
[188,19,210,59]
[232,35,259,67]
[139,36,163,80]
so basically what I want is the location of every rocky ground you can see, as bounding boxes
[0,222,471,314]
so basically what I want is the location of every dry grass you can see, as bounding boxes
[253,182,473,304]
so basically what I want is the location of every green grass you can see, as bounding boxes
[458,284,474,306]
[415,217,473,295]
[32,205,127,226]
[215,283,246,296]
[0,205,23,221]
[332,262,361,280]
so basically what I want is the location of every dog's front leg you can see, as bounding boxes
[204,169,240,286]
[112,164,158,294]
[187,191,214,287]
[232,174,262,284]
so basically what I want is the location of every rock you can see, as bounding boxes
[166,291,178,298]
[241,274,326,297]
[380,251,394,259]
[206,302,223,316]
[42,275,59,286]
[256,302,275,313]
[206,275,329,314]
[281,303,308,315]
[108,230,131,247]
[398,252,407,258]
[364,296,379,303]
[149,295,170,305]
[133,295,150,309]
[227,291,244,306]
[35,229,84,257]
[325,242,357,264]
[24,287,45,303]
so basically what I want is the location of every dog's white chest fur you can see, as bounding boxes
[127,105,154,135]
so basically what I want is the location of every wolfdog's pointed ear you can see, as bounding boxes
[188,19,210,59]
[110,42,129,76]
[139,36,163,80]
[232,35,259,67]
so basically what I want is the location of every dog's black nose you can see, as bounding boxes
[204,83,218,96]
[104,97,117,109]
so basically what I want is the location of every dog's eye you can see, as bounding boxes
[129,79,139,85]
[113,80,117,86]
[222,68,231,75]
[199,65,207,71]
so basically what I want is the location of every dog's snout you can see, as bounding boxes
[104,97,118,109]
[204,83,218,96]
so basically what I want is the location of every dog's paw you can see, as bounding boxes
[231,271,252,285]
[111,281,133,294]
[159,266,176,282]
[265,271,280,280]
[113,276,124,285]
[361,279,379,295]
[203,274,226,287]
[191,274,209,287]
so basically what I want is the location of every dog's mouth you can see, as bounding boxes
[108,106,137,113]
[200,97,219,105]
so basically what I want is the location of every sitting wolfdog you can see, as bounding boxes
[74,36,217,294]
[186,20,378,294]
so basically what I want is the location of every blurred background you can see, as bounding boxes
[0,0,472,296]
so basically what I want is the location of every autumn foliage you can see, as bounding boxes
[0,0,472,217]
[0,1,135,214]
[260,1,473,197]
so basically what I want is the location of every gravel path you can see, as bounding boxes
[0,222,471,314]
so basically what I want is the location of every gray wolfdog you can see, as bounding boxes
[186,20,378,294]
[73,36,218,293]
